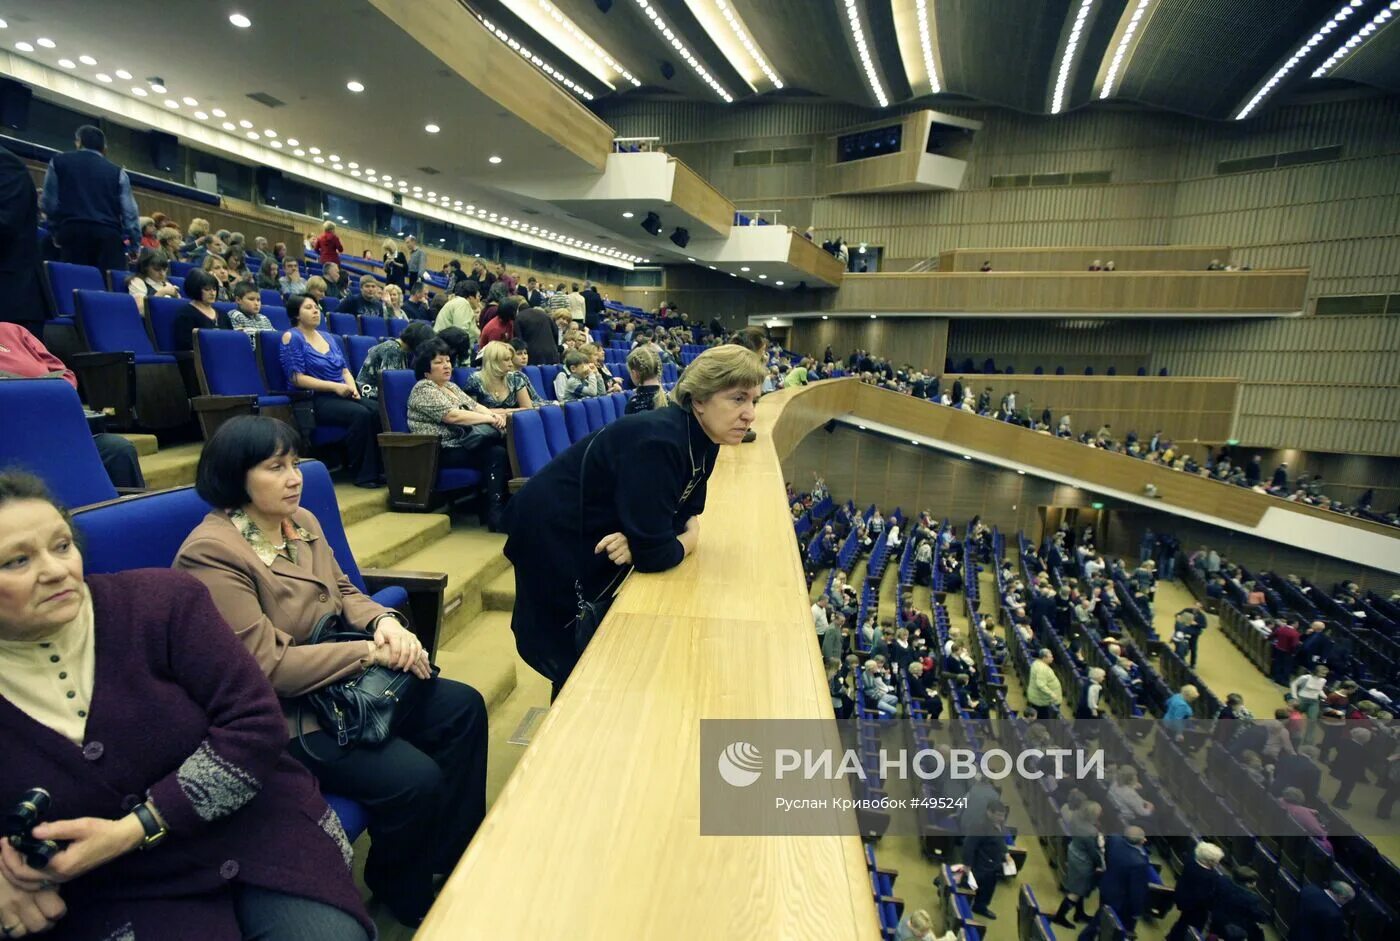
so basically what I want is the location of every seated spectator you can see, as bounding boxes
[279,258,308,296]
[171,269,233,352]
[861,660,899,716]
[555,349,602,401]
[356,320,435,400]
[319,262,349,300]
[127,246,180,312]
[156,225,184,262]
[138,215,159,248]
[382,283,408,320]
[173,418,486,926]
[1278,788,1331,851]
[406,339,510,526]
[337,277,386,320]
[1107,764,1155,822]
[402,281,431,320]
[1104,260,1116,271]
[279,295,382,487]
[625,346,668,414]
[1088,259,1103,271]
[979,260,991,272]
[0,471,373,939]
[304,275,329,305]
[0,323,145,489]
[200,252,235,301]
[228,279,273,343]
[463,340,536,411]
[226,249,251,283]
[586,343,624,394]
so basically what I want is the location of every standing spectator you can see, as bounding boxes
[1094,827,1152,936]
[1271,462,1289,491]
[962,801,1010,919]
[516,303,560,366]
[1289,665,1328,744]
[1245,455,1262,485]
[404,235,426,285]
[1176,602,1207,668]
[480,296,519,347]
[1330,727,1372,809]
[312,221,342,264]
[1076,668,1105,719]
[1271,619,1302,685]
[1027,648,1062,719]
[1162,685,1199,741]
[381,238,409,288]
[1377,746,1400,819]
[582,280,604,328]
[812,595,832,641]
[1212,867,1270,941]
[566,282,587,325]
[1052,800,1103,927]
[40,125,140,272]
[1166,842,1225,941]
[1289,882,1353,940]
[0,144,48,334]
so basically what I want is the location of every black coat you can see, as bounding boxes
[0,145,48,328]
[1212,879,1269,941]
[502,406,718,629]
[582,287,604,327]
[1271,753,1322,803]
[1288,885,1345,940]
[962,829,1007,875]
[1172,860,1221,915]
[1099,835,1151,920]
[516,306,560,366]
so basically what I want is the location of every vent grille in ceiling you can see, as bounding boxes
[245,92,285,108]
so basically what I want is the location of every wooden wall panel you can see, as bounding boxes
[788,318,949,369]
[938,246,1232,272]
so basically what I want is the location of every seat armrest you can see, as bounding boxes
[361,568,448,658]
[377,433,443,511]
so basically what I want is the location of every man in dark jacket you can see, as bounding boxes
[1212,867,1269,941]
[401,281,431,320]
[1289,881,1352,940]
[1166,842,1224,941]
[582,281,604,328]
[1272,745,1323,803]
[0,144,49,334]
[515,304,561,366]
[1086,828,1151,937]
[1271,463,1289,491]
[40,125,140,272]
[335,276,386,319]
[962,801,1009,919]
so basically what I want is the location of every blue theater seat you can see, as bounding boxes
[522,365,548,401]
[44,261,105,321]
[376,369,482,511]
[598,394,618,423]
[192,328,294,439]
[345,335,378,377]
[107,269,132,292]
[387,318,409,338]
[72,290,190,430]
[360,315,388,338]
[582,397,606,432]
[169,261,198,278]
[661,362,679,384]
[145,295,200,355]
[253,331,347,448]
[262,305,291,332]
[320,297,341,313]
[610,392,628,417]
[0,379,120,508]
[507,409,551,485]
[259,289,283,309]
[451,366,477,389]
[538,365,562,400]
[325,312,358,335]
[562,401,590,441]
[539,405,571,456]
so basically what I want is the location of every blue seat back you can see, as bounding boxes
[509,410,552,477]
[582,397,606,432]
[387,318,408,338]
[0,379,118,508]
[168,276,185,291]
[45,262,105,318]
[73,486,210,574]
[325,312,358,335]
[256,330,294,393]
[539,405,570,456]
[562,401,590,441]
[610,392,628,417]
[539,365,561,399]
[523,365,547,401]
[321,297,341,313]
[169,261,198,278]
[196,328,263,396]
[360,315,388,338]
[74,291,156,355]
[108,269,132,292]
[146,296,189,352]
[261,305,291,331]
[597,394,618,423]
[214,301,237,320]
[345,336,378,377]
[294,461,366,591]
[259,289,283,309]
[380,369,415,434]
[451,367,477,389]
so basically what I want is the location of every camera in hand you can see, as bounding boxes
[3,787,63,868]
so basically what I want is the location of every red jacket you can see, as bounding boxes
[313,231,342,263]
[480,315,515,346]
[1272,623,1301,653]
[0,322,77,387]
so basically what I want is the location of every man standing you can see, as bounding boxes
[1271,462,1289,491]
[962,801,1010,919]
[404,235,426,285]
[582,281,604,328]
[1271,619,1302,685]
[0,144,48,334]
[566,282,586,325]
[40,125,140,272]
[1027,648,1062,720]
[1211,866,1269,941]
[1166,842,1224,941]
[515,302,561,366]
[1245,455,1262,486]
[1176,602,1207,667]
[1091,827,1152,937]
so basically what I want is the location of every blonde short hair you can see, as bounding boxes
[479,341,515,381]
[382,238,397,254]
[906,911,933,932]
[187,218,210,238]
[322,221,335,232]
[672,345,764,412]
[200,254,227,272]
[305,275,327,296]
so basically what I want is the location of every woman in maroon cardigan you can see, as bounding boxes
[0,472,371,940]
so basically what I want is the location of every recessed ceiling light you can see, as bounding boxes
[222,122,236,131]
[1017,470,1026,475]
[413,185,423,192]
[36,38,55,49]
[229,13,252,28]
[621,211,634,218]
[79,55,97,66]
[331,163,342,170]
[182,96,198,106]
[350,168,360,176]
[424,123,440,133]
[740,266,750,272]
[263,129,276,138]
[286,138,299,147]
[14,42,34,53]
[346,80,365,93]
[708,265,717,270]
[211,108,226,117]
[95,73,112,83]
[328,154,340,162]
[427,191,436,197]
[775,280,784,285]
[870,314,877,319]
[164,99,179,109]
[57,58,75,69]
[150,82,167,94]
[488,155,502,164]
[0,19,8,29]
[130,86,147,97]
[115,69,132,80]
[347,161,358,169]
[308,147,320,155]
[293,149,305,156]
[759,274,768,279]
[193,110,208,120]
[238,119,252,128]
[269,140,282,149]
[313,156,324,164]
[821,315,829,320]
[246,131,260,139]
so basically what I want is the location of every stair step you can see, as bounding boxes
[333,482,390,527]
[482,569,515,611]
[386,526,510,645]
[434,610,521,714]
[344,511,452,570]
[118,433,159,457]
[138,441,203,491]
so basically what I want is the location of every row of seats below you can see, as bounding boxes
[506,392,635,482]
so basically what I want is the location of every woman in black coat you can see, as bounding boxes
[502,346,765,699]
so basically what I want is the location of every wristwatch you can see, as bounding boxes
[132,801,169,850]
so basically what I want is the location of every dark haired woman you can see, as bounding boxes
[174,416,487,927]
[0,471,373,939]
[170,268,232,351]
[126,247,179,314]
[406,339,509,528]
[278,295,382,487]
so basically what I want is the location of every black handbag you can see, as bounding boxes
[296,614,438,760]
[572,435,631,655]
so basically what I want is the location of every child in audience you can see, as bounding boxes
[555,349,601,401]
[625,346,668,414]
[228,280,273,343]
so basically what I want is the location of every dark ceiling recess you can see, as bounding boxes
[660,61,676,81]
[245,91,286,109]
[595,0,613,12]
[417,166,441,175]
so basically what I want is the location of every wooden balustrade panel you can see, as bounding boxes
[668,156,737,237]
[938,245,1233,272]
[787,231,850,285]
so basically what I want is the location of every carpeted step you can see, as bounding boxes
[138,441,203,490]
[433,611,520,714]
[118,433,159,457]
[344,511,451,570]
[333,482,390,527]
[482,568,515,611]
[388,526,510,646]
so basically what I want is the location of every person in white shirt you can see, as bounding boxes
[1290,665,1329,745]
[812,597,830,637]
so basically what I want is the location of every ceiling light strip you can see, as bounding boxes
[1099,0,1152,99]
[476,15,596,101]
[913,0,941,93]
[632,0,734,102]
[1051,0,1096,114]
[534,0,639,87]
[1311,1,1396,78]
[715,0,784,89]
[1235,0,1366,119]
[844,0,888,107]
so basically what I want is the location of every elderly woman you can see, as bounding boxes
[406,339,510,528]
[1053,800,1104,927]
[173,417,486,927]
[503,345,765,698]
[462,340,536,412]
[0,472,372,940]
[381,239,408,289]
[278,295,382,487]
